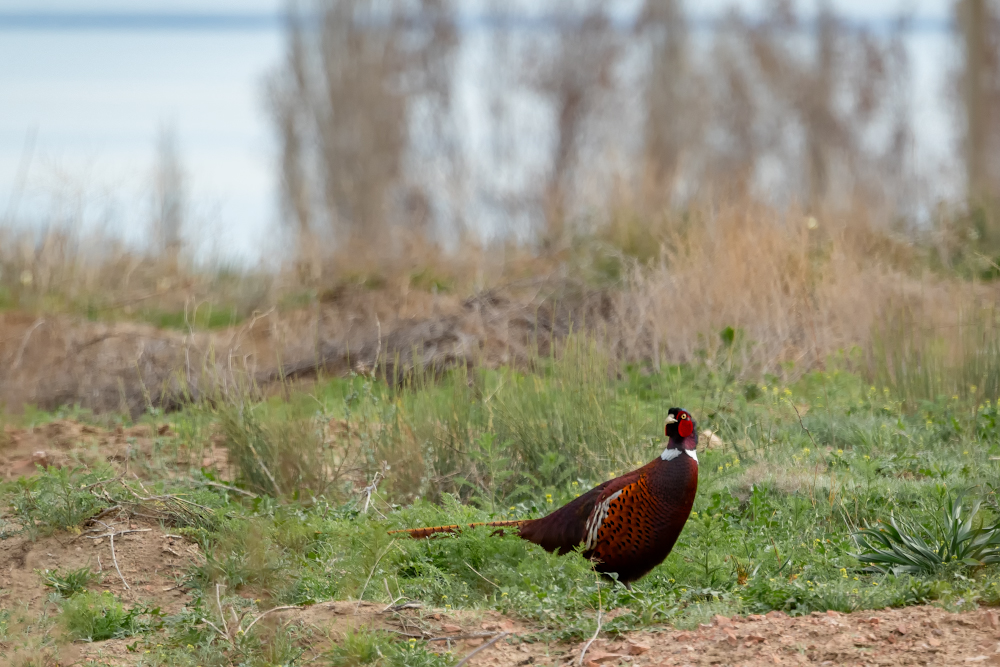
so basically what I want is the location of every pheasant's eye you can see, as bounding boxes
[679,413,687,420]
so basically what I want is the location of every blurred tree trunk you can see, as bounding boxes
[640,0,695,202]
[962,0,989,204]
[269,0,457,273]
[527,2,620,250]
[152,125,184,274]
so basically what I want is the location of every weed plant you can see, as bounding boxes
[60,591,161,642]
[39,566,100,598]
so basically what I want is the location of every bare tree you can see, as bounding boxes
[962,0,990,206]
[523,1,622,248]
[639,0,702,201]
[688,3,912,211]
[269,0,458,271]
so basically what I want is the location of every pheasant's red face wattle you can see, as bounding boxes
[666,409,695,439]
[677,413,694,438]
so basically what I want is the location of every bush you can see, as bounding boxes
[10,467,110,535]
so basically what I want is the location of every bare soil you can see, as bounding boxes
[67,601,1000,667]
[0,520,200,617]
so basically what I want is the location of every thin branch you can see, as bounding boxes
[455,632,508,667]
[464,561,501,589]
[786,398,818,450]
[216,584,230,637]
[202,618,227,638]
[203,480,258,498]
[12,318,45,369]
[85,529,151,540]
[578,583,603,666]
[246,439,283,496]
[427,632,497,642]
[355,539,397,614]
[360,472,382,514]
[242,605,304,635]
[108,531,129,590]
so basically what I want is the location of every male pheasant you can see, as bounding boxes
[390,407,699,585]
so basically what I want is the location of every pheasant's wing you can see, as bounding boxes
[517,467,647,555]
[582,465,659,563]
[517,480,612,554]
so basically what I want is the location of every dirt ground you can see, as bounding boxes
[4,424,1000,666]
[4,525,1000,666]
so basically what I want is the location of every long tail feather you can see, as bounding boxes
[388,520,526,539]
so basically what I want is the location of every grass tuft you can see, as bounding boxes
[59,591,161,642]
[39,566,100,598]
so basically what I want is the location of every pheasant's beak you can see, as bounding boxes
[665,415,677,425]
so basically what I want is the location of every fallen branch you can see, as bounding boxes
[12,318,45,369]
[578,582,603,667]
[455,632,509,667]
[427,632,497,642]
[203,480,258,498]
[242,605,303,635]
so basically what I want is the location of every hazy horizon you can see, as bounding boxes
[0,1,960,266]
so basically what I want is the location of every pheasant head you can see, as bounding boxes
[661,407,698,462]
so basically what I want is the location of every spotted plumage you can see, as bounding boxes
[390,407,700,585]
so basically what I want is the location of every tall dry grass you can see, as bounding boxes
[5,193,1000,412]
[599,200,1000,385]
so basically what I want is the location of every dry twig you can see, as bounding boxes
[355,539,397,615]
[578,582,603,667]
[85,521,149,590]
[464,561,501,589]
[455,632,509,667]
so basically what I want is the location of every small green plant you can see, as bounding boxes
[855,491,1000,575]
[39,566,99,598]
[11,467,110,535]
[327,629,454,667]
[60,591,159,642]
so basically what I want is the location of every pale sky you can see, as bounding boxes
[0,1,961,265]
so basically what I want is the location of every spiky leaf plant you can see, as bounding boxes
[855,491,1000,575]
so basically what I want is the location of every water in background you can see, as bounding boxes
[0,17,283,264]
[0,5,958,265]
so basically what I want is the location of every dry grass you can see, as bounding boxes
[3,196,1000,415]
[606,201,955,374]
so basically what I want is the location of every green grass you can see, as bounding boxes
[39,566,100,598]
[328,628,454,667]
[5,338,1000,657]
[60,591,160,642]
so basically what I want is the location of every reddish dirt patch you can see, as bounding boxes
[0,419,234,483]
[69,603,1000,666]
[0,421,164,481]
[598,606,1000,666]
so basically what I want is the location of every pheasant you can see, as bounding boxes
[390,407,699,585]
